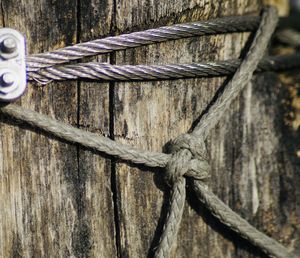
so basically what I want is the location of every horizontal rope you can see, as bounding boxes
[0,103,212,183]
[0,103,169,168]
[28,54,300,83]
[26,15,260,72]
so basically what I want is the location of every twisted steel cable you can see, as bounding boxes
[28,54,300,83]
[26,15,260,72]
[277,28,300,47]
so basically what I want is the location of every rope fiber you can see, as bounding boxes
[1,6,298,258]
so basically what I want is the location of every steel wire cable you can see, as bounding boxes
[277,28,300,47]
[28,53,300,83]
[26,15,260,72]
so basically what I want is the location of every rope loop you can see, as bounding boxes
[165,133,210,186]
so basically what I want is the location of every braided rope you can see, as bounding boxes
[153,7,296,258]
[154,178,186,258]
[28,54,300,83]
[0,103,169,168]
[0,103,216,181]
[26,15,260,72]
[0,6,297,258]
[191,6,278,139]
[193,181,295,258]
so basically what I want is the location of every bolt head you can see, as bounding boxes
[1,37,17,54]
[1,72,15,87]
[0,72,18,94]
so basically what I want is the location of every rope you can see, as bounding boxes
[28,54,300,83]
[153,7,297,258]
[154,178,186,258]
[191,6,278,139]
[0,103,169,168]
[0,5,298,258]
[0,104,215,183]
[26,15,260,72]
[192,181,296,258]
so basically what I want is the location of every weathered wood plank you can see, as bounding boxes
[113,1,299,257]
[78,0,117,257]
[0,0,78,257]
[0,0,117,257]
[0,1,299,257]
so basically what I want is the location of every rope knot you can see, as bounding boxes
[165,133,210,185]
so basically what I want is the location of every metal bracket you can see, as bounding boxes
[0,28,26,102]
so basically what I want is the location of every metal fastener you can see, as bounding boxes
[0,28,27,101]
[1,37,17,54]
[1,72,15,87]
[0,71,18,94]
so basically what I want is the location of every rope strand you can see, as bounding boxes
[192,6,278,139]
[154,178,186,258]
[192,181,296,258]
[0,103,170,168]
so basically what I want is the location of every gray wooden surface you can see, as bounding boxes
[0,0,299,257]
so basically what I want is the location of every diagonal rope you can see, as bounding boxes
[193,181,296,258]
[191,6,278,139]
[28,54,300,83]
[0,5,297,258]
[188,5,295,258]
[26,15,260,72]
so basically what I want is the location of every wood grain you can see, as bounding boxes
[0,0,79,257]
[0,0,117,257]
[113,1,299,258]
[0,0,299,258]
[77,0,117,257]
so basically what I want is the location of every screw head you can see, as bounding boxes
[1,37,17,54]
[1,72,15,87]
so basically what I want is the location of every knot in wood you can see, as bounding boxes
[165,133,210,185]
